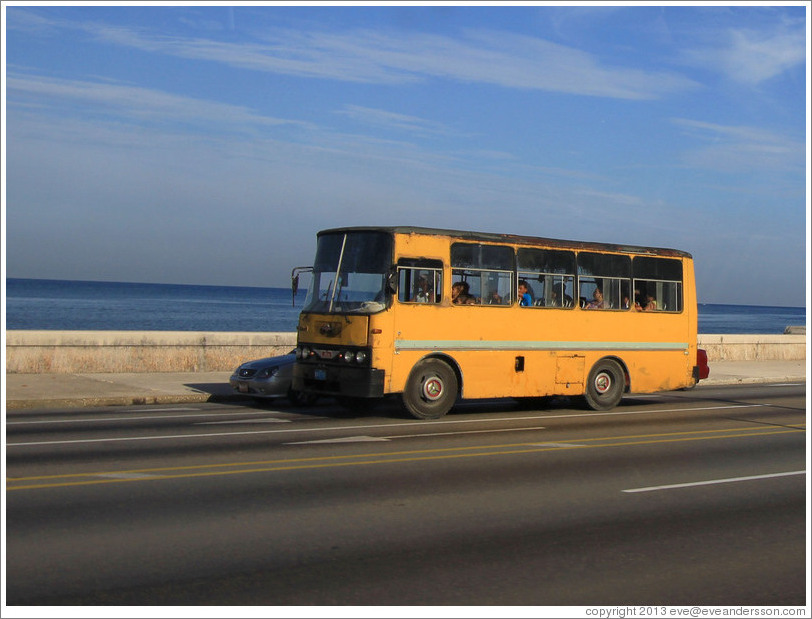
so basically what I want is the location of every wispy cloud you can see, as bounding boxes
[335,105,452,136]
[671,118,805,173]
[9,10,699,100]
[681,22,805,84]
[5,72,312,133]
[453,29,696,98]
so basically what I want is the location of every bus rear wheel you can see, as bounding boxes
[584,359,625,411]
[402,359,458,420]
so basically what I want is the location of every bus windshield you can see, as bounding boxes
[303,230,393,314]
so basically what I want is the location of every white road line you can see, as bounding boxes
[287,436,392,445]
[623,470,806,493]
[385,426,548,440]
[196,418,292,425]
[5,404,772,448]
[286,425,548,445]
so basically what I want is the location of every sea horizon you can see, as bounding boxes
[5,277,807,335]
[6,276,806,310]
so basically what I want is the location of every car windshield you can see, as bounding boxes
[303,231,393,314]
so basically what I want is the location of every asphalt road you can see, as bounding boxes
[5,383,807,606]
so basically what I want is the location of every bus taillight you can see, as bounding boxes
[696,348,710,380]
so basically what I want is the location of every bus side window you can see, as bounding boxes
[517,248,576,309]
[414,269,442,303]
[633,257,683,313]
[397,263,443,304]
[577,251,631,310]
[450,243,513,306]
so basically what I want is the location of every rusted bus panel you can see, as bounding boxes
[389,300,698,398]
[296,314,370,346]
[394,233,451,267]
[325,226,692,260]
[388,346,694,400]
[368,310,397,390]
[554,354,586,388]
[622,349,696,392]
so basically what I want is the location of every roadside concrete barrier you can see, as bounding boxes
[5,331,296,374]
[697,333,806,361]
[4,330,806,374]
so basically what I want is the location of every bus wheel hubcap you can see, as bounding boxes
[595,373,611,394]
[422,376,444,401]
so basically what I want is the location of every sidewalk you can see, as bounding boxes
[4,360,807,411]
[4,371,234,411]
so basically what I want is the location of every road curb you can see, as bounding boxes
[5,393,245,411]
[700,376,806,386]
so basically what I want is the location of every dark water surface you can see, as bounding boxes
[5,278,806,334]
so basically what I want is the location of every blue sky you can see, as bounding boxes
[3,3,808,306]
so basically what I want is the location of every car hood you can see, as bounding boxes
[238,354,296,370]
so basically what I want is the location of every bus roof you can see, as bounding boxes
[316,226,693,259]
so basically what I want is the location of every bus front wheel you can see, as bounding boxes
[584,359,625,411]
[402,359,458,420]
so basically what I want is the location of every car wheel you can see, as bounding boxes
[583,359,624,411]
[401,358,458,420]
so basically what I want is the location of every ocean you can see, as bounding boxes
[4,278,807,335]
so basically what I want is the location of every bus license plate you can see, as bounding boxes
[314,369,327,381]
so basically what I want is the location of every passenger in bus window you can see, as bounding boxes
[452,281,475,305]
[518,280,533,306]
[487,287,503,305]
[643,294,658,311]
[551,288,573,307]
[415,276,432,303]
[451,281,465,303]
[585,287,606,309]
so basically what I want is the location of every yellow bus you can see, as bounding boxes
[291,226,710,419]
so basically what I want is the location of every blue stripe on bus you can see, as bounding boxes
[394,340,689,352]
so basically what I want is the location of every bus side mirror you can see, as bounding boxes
[386,268,398,295]
[291,266,313,307]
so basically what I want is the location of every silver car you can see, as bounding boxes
[229,350,318,406]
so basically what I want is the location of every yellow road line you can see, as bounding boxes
[6,424,804,491]
[8,423,801,481]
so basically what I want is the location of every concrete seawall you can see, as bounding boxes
[5,330,807,374]
[698,334,806,361]
[5,331,296,374]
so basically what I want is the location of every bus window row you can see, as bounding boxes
[397,243,683,312]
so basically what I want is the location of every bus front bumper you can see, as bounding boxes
[292,363,385,398]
